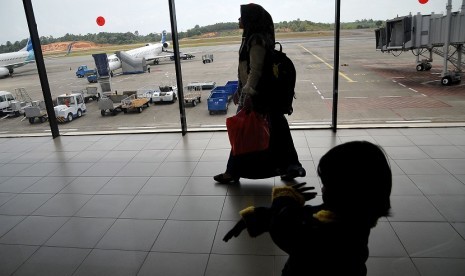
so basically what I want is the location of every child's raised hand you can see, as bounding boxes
[291,182,317,202]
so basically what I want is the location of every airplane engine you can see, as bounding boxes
[0,67,10,77]
[163,42,170,49]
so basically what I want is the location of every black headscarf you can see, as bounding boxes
[239,3,275,61]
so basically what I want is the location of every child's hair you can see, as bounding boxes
[317,141,392,227]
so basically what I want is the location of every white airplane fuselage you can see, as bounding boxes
[0,38,35,77]
[107,31,169,73]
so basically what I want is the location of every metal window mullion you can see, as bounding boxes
[332,0,341,133]
[168,0,187,135]
[22,0,59,138]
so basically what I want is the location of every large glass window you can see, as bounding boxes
[1,0,464,136]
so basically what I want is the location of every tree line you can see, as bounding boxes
[0,19,383,53]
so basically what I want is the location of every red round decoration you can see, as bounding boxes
[419,0,429,4]
[96,16,105,26]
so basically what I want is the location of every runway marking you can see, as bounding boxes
[392,79,424,95]
[380,96,402,98]
[311,82,326,100]
[298,45,356,83]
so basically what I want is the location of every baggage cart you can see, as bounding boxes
[121,94,150,113]
[98,94,125,116]
[24,101,47,124]
[184,84,202,106]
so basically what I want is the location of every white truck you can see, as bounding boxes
[0,91,26,117]
[54,93,86,123]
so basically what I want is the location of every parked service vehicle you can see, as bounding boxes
[75,65,96,78]
[121,94,150,113]
[24,100,47,124]
[202,54,214,64]
[207,92,229,114]
[187,81,216,90]
[206,80,238,115]
[151,85,178,103]
[98,94,125,116]
[86,74,97,83]
[79,86,99,103]
[0,91,16,113]
[184,84,202,106]
[0,91,26,117]
[170,53,195,61]
[54,93,86,123]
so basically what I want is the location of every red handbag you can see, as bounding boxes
[226,109,270,156]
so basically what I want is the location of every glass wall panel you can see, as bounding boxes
[2,0,464,136]
[0,1,49,136]
[338,0,465,126]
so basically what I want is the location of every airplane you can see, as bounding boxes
[108,30,174,74]
[0,38,35,78]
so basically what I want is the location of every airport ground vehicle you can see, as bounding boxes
[207,92,229,114]
[80,86,99,102]
[98,94,125,116]
[54,93,86,122]
[87,74,97,83]
[121,94,150,113]
[150,86,178,103]
[207,81,238,115]
[211,83,237,101]
[24,100,47,124]
[202,54,214,64]
[184,84,202,106]
[0,91,20,116]
[76,65,96,78]
[170,53,195,61]
[187,81,216,90]
[0,91,29,117]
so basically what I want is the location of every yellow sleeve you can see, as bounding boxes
[272,186,305,206]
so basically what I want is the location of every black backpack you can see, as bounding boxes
[251,42,296,115]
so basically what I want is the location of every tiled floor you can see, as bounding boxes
[0,128,465,276]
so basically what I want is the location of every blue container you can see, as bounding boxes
[207,92,229,114]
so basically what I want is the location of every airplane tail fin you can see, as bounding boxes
[161,30,167,44]
[20,38,33,52]
[161,30,169,49]
[23,38,35,62]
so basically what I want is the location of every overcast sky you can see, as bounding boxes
[1,0,463,44]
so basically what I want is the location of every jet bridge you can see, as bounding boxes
[375,0,465,85]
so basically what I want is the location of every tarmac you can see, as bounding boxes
[1,30,465,137]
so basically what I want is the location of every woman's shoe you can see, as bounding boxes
[214,173,239,184]
[280,167,306,181]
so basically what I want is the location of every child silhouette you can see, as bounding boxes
[223,141,392,276]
